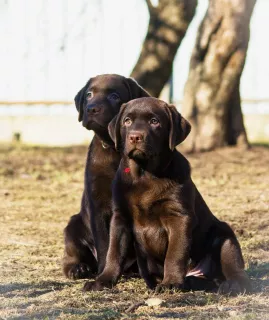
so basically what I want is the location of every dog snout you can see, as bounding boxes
[129,132,144,144]
[87,104,101,115]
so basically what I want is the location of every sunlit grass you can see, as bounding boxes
[0,144,268,319]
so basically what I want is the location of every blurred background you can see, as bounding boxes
[0,0,268,147]
[1,2,269,318]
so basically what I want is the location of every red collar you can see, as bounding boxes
[123,158,172,175]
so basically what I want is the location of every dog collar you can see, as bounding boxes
[124,159,171,175]
[101,141,110,149]
[124,167,145,175]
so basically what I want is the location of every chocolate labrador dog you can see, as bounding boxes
[83,97,251,295]
[63,75,149,279]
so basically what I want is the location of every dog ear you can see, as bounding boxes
[74,79,91,122]
[167,104,191,150]
[108,104,127,151]
[125,78,150,99]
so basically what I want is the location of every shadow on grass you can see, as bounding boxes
[247,262,269,278]
[150,311,188,318]
[251,142,269,148]
[9,308,121,320]
[247,262,269,293]
[0,280,72,297]
[9,309,85,320]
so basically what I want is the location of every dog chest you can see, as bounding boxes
[133,218,168,260]
[126,180,179,260]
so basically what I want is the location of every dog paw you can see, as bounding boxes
[155,282,185,293]
[218,279,252,296]
[83,280,111,291]
[183,276,218,292]
[68,263,92,280]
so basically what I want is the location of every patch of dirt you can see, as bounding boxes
[0,144,268,319]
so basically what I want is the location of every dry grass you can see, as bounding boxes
[0,143,268,320]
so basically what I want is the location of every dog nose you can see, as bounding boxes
[87,105,101,114]
[129,132,144,144]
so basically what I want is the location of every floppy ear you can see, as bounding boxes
[125,77,150,99]
[108,104,127,151]
[74,79,91,122]
[166,104,191,150]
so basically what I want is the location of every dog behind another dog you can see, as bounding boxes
[63,75,149,280]
[83,97,251,295]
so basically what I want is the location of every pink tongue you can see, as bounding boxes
[186,267,204,277]
[186,255,212,278]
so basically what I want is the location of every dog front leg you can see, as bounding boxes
[156,214,193,292]
[83,210,131,291]
[89,199,110,275]
[135,243,157,290]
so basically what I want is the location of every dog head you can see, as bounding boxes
[74,74,149,143]
[108,97,191,160]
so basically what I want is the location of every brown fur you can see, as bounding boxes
[83,97,251,295]
[62,75,149,279]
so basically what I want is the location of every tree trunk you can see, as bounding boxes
[181,0,256,152]
[131,0,197,97]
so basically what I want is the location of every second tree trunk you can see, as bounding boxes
[181,0,256,152]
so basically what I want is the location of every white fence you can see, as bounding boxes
[0,0,269,144]
[1,0,269,103]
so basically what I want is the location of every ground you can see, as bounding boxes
[0,144,268,320]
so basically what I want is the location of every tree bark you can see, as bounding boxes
[181,0,256,152]
[131,0,197,97]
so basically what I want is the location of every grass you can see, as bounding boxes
[0,144,268,319]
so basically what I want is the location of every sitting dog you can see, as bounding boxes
[83,97,251,295]
[63,75,149,279]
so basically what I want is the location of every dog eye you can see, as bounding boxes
[150,118,159,126]
[108,93,121,101]
[86,91,93,99]
[124,117,132,126]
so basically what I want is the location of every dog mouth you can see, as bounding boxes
[85,121,106,131]
[83,120,114,145]
[127,148,148,160]
[83,117,104,128]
